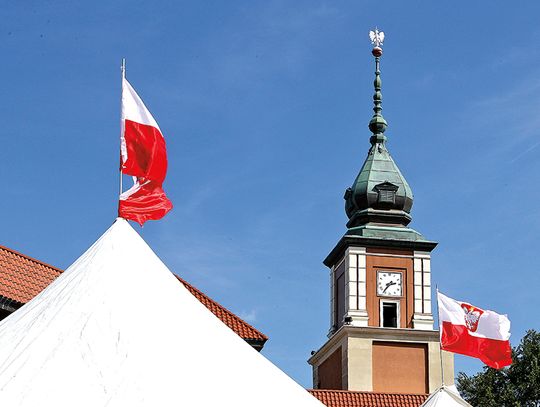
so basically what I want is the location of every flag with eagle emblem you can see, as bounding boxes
[437,291,512,369]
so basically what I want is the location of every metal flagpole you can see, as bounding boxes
[119,58,126,199]
[435,285,446,387]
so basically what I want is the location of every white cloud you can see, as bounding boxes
[238,309,257,323]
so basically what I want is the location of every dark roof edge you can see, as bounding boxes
[0,295,23,312]
[324,235,438,267]
[244,338,267,352]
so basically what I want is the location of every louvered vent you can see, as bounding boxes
[378,189,395,203]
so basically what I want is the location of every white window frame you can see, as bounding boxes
[379,299,400,328]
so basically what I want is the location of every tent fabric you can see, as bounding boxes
[420,386,472,407]
[0,218,323,406]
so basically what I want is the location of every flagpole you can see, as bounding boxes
[435,285,446,387]
[119,58,125,199]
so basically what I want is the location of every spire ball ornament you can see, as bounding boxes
[369,29,384,56]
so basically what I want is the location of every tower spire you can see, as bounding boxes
[343,28,415,230]
[368,28,387,143]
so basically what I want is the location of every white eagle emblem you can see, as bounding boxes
[369,29,385,47]
[461,303,484,332]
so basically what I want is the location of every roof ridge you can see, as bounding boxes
[0,244,62,273]
[308,389,429,396]
[173,274,268,341]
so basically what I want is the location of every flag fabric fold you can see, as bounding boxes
[437,291,512,369]
[118,76,172,225]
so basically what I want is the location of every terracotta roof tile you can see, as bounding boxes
[0,244,62,304]
[0,244,267,345]
[308,389,428,407]
[175,275,268,343]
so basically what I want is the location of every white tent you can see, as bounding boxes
[0,219,323,406]
[421,386,472,407]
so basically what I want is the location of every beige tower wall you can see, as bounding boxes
[345,335,372,390]
[309,327,454,393]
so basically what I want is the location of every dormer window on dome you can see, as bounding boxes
[375,182,399,205]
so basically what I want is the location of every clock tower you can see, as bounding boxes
[308,31,454,394]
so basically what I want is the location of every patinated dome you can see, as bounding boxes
[344,135,413,228]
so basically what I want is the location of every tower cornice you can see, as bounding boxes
[323,233,437,268]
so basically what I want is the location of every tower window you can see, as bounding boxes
[374,182,399,205]
[381,301,399,328]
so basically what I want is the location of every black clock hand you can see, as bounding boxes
[382,281,396,293]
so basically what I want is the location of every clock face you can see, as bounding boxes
[377,271,402,297]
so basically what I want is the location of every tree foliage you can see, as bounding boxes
[456,330,540,406]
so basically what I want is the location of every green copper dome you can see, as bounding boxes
[344,50,414,231]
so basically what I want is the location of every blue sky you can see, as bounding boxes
[2,0,540,386]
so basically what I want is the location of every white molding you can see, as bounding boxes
[424,299,432,314]
[343,247,368,327]
[414,251,431,259]
[412,251,433,328]
[347,247,367,255]
[413,313,435,330]
[346,310,369,327]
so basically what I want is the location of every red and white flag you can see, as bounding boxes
[118,76,173,225]
[437,291,512,369]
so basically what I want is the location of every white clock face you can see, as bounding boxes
[377,271,402,297]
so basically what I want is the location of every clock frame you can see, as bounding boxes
[376,271,403,297]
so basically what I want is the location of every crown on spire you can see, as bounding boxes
[368,29,387,141]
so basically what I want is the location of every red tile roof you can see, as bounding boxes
[175,275,268,343]
[0,244,267,346]
[308,389,428,407]
[0,244,62,304]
